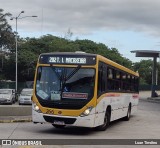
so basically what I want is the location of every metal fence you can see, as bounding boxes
[139,85,160,91]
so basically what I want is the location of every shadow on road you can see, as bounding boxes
[34,116,132,136]
[36,125,96,136]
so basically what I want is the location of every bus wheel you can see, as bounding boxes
[52,124,66,129]
[124,105,131,121]
[96,111,110,131]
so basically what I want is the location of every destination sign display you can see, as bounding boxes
[49,57,87,64]
[39,54,96,65]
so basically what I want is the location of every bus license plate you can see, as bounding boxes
[53,120,65,125]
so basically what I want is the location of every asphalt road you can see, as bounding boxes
[0,100,160,147]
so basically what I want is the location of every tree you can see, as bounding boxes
[64,28,73,40]
[133,60,153,85]
[75,40,133,68]
[0,9,15,50]
[2,34,134,81]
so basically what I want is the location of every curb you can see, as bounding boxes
[140,98,160,104]
[0,116,32,123]
[0,105,31,116]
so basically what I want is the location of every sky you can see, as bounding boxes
[2,0,160,62]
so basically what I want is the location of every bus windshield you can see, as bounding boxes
[35,66,95,102]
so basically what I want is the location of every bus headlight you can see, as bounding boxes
[35,105,39,111]
[33,103,42,113]
[80,106,93,117]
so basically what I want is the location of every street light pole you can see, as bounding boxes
[10,11,37,94]
[15,15,18,93]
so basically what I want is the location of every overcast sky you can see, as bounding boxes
[2,0,160,62]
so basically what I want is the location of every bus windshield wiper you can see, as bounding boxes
[65,65,81,81]
[61,65,81,92]
[50,65,81,93]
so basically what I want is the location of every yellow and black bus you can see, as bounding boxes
[32,52,139,130]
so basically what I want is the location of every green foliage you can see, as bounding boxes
[1,34,135,81]
[139,78,148,85]
[2,54,15,80]
[0,9,15,50]
[74,40,132,69]
[1,33,154,86]
[18,49,37,81]
[133,60,153,85]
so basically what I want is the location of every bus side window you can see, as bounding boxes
[122,73,127,91]
[127,75,131,91]
[108,69,113,79]
[135,77,139,92]
[130,76,134,91]
[115,71,121,91]
[98,62,107,97]
[107,68,113,90]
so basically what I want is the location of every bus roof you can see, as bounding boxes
[39,52,139,76]
[40,52,97,57]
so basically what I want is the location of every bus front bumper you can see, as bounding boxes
[32,109,95,128]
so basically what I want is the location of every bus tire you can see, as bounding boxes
[52,124,66,129]
[124,105,131,121]
[96,110,110,131]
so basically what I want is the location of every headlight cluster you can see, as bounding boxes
[33,103,42,113]
[80,106,93,117]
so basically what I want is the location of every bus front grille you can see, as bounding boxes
[43,115,76,124]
